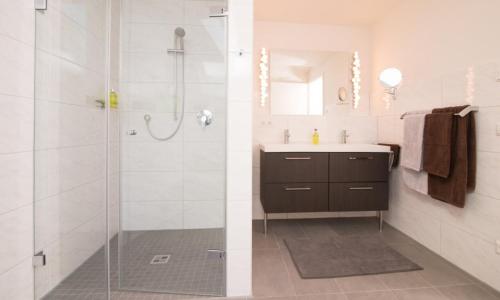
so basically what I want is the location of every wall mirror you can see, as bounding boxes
[269,50,352,115]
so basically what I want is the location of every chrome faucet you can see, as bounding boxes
[341,129,350,144]
[284,129,291,144]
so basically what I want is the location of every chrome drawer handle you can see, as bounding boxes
[349,187,374,190]
[285,157,312,160]
[348,156,374,160]
[285,187,312,191]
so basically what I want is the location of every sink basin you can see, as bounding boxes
[259,143,391,153]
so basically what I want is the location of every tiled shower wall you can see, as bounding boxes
[372,0,500,292]
[119,0,228,230]
[0,1,35,299]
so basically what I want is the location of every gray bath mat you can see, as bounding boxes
[284,235,422,279]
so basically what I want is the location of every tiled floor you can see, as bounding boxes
[251,218,500,300]
[43,229,225,300]
[42,218,500,300]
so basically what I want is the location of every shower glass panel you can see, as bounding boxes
[117,0,228,296]
[33,1,110,299]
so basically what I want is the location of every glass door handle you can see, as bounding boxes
[197,109,213,128]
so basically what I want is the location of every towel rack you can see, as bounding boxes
[400,106,478,119]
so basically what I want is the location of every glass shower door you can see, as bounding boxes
[117,0,228,296]
[33,1,110,299]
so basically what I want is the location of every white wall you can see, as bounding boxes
[253,21,378,219]
[0,1,35,298]
[372,0,500,292]
[226,0,253,296]
[119,0,227,230]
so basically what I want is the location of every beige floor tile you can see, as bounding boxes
[334,275,388,293]
[253,249,295,297]
[296,294,348,300]
[345,291,397,300]
[392,288,447,300]
[437,284,500,300]
[377,272,430,289]
[253,230,280,250]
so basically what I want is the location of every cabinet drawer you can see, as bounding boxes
[329,182,388,212]
[262,183,329,213]
[330,152,389,182]
[262,152,328,183]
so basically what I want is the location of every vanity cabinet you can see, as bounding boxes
[260,150,390,231]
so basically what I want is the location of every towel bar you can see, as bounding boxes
[400,106,478,119]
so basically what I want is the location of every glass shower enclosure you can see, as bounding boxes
[33,0,228,298]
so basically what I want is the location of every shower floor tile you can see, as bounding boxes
[42,228,225,300]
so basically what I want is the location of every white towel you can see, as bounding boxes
[401,111,430,194]
[402,168,428,194]
[401,112,429,171]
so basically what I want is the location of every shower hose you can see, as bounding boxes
[144,52,184,141]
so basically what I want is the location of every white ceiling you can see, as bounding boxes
[254,0,401,26]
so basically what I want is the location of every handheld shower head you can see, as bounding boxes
[173,27,186,50]
[175,27,186,38]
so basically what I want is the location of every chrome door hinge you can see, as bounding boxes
[35,0,48,11]
[207,249,226,260]
[209,7,228,18]
[33,251,46,267]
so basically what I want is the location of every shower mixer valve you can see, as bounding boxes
[197,109,213,128]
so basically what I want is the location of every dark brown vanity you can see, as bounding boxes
[260,148,390,233]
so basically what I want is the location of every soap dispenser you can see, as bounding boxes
[312,128,320,145]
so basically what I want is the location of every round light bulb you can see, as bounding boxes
[379,68,402,88]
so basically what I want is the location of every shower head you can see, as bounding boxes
[175,27,186,38]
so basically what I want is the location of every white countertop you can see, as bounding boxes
[259,143,391,153]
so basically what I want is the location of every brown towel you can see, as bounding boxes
[423,105,476,208]
[423,113,454,177]
[378,143,400,168]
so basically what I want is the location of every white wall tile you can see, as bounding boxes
[228,52,253,101]
[0,152,33,215]
[441,223,500,291]
[35,180,106,249]
[0,258,34,300]
[0,95,33,154]
[123,0,184,24]
[0,0,34,45]
[226,248,252,296]
[123,201,184,230]
[227,201,252,250]
[183,170,225,201]
[184,0,226,26]
[184,54,225,84]
[228,0,253,52]
[475,151,500,200]
[185,83,226,113]
[0,35,34,98]
[228,102,252,152]
[183,142,225,171]
[227,151,252,202]
[0,205,33,274]
[122,171,183,202]
[183,200,224,229]
[121,141,182,171]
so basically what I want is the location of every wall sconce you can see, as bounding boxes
[259,48,269,107]
[352,51,361,109]
[379,68,402,100]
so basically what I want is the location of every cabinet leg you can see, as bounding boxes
[379,211,383,232]
[264,213,268,235]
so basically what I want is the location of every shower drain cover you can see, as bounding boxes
[150,255,171,265]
